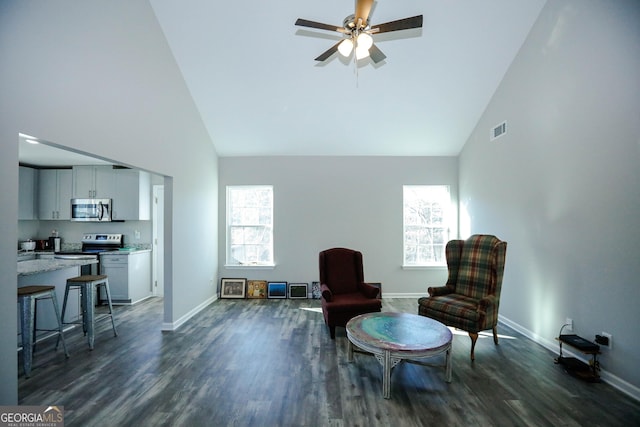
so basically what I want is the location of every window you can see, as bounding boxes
[403,185,451,267]
[226,185,274,266]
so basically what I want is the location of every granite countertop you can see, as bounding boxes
[100,248,152,255]
[18,258,98,276]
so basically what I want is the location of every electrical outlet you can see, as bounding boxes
[565,318,573,332]
[602,332,612,349]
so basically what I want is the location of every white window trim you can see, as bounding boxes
[402,185,452,268]
[224,264,276,270]
[226,185,274,267]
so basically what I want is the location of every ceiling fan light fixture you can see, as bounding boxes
[338,38,354,57]
[295,0,424,64]
[356,32,373,50]
[355,44,370,60]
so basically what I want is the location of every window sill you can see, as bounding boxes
[402,265,447,270]
[225,264,276,270]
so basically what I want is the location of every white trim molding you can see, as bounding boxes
[161,295,218,331]
[499,314,640,402]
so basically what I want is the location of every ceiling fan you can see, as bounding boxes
[295,0,423,63]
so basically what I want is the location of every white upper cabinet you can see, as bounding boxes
[72,165,117,199]
[72,165,151,220]
[38,169,72,220]
[112,169,151,220]
[19,166,38,220]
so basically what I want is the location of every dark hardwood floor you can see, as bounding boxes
[19,297,640,426]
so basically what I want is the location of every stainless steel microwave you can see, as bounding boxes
[70,198,112,222]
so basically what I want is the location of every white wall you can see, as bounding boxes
[459,0,640,396]
[218,156,457,295]
[0,1,218,403]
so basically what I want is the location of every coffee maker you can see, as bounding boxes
[49,230,61,252]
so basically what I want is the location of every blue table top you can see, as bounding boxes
[347,312,452,352]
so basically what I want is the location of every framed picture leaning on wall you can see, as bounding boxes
[267,282,287,299]
[247,280,268,299]
[288,283,308,299]
[220,278,247,299]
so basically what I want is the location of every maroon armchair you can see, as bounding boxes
[319,248,382,339]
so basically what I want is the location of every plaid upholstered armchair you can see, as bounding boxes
[418,235,507,360]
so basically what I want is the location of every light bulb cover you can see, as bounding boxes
[338,38,354,57]
[355,45,370,60]
[357,33,373,50]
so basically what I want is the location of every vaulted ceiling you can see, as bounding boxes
[19,1,547,165]
[149,0,546,157]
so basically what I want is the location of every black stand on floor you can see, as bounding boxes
[555,334,600,382]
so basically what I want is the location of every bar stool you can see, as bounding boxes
[18,285,69,377]
[59,275,118,350]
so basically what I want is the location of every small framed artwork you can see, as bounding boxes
[247,280,268,299]
[267,281,287,299]
[288,283,308,299]
[311,281,321,299]
[220,278,247,299]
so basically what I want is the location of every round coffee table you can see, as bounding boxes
[346,312,452,399]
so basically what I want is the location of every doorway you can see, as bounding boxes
[152,184,164,297]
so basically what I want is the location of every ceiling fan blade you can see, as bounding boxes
[295,18,347,33]
[314,40,343,61]
[371,15,423,34]
[355,0,374,27]
[369,44,386,63]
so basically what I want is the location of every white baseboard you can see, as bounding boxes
[161,295,218,331]
[499,314,640,402]
[382,292,425,299]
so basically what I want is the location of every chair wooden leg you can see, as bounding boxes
[469,332,478,361]
[329,326,336,340]
[493,326,499,345]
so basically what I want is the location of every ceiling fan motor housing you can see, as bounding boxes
[343,14,369,32]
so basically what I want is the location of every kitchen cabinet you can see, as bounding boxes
[19,166,38,220]
[100,250,151,304]
[38,169,72,220]
[72,166,150,219]
[72,165,117,198]
[112,169,151,220]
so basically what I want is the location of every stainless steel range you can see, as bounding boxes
[58,233,124,254]
[55,233,124,275]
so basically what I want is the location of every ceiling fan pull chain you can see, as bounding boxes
[354,51,359,88]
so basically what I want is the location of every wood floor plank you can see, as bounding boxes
[18,297,640,426]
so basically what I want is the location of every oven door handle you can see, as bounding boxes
[54,255,97,260]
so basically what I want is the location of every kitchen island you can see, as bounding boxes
[18,258,97,276]
[18,258,98,341]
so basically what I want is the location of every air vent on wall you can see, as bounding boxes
[491,121,507,141]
